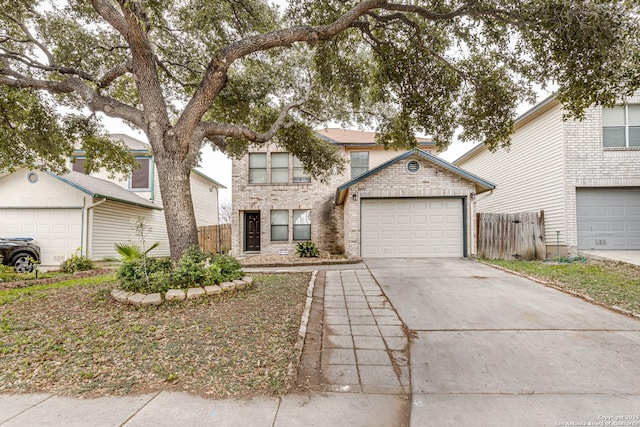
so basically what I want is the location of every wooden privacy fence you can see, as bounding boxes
[197,224,232,254]
[477,211,546,260]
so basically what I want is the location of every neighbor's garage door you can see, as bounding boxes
[576,188,640,250]
[361,198,464,257]
[0,208,83,266]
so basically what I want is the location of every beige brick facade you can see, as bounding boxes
[232,138,490,258]
[340,154,477,256]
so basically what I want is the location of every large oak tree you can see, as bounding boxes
[1,0,639,260]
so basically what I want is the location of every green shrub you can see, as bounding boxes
[117,257,172,293]
[172,247,209,288]
[171,249,244,288]
[295,241,319,258]
[60,251,94,273]
[213,254,243,281]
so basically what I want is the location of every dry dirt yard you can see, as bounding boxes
[0,273,311,398]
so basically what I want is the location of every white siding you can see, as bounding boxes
[190,174,219,226]
[90,202,170,260]
[458,102,568,245]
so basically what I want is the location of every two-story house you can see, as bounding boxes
[454,96,640,255]
[0,134,224,268]
[231,128,495,258]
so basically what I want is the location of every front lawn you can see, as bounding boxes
[0,272,310,398]
[485,259,640,316]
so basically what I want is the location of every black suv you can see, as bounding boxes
[0,238,41,273]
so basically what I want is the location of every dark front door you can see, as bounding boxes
[244,212,261,252]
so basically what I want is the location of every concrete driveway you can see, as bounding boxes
[366,258,640,427]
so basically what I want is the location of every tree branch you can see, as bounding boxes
[198,85,312,147]
[98,60,133,88]
[0,72,145,127]
[176,0,388,151]
[1,12,55,65]
[90,0,129,41]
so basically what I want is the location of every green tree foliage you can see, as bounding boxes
[0,86,134,175]
[1,0,639,259]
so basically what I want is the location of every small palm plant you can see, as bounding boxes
[295,241,319,258]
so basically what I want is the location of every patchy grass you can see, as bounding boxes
[0,272,310,398]
[485,259,640,315]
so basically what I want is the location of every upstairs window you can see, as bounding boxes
[249,153,267,183]
[130,158,151,190]
[271,153,289,183]
[293,157,311,183]
[293,209,311,241]
[350,151,369,178]
[603,105,640,148]
[72,158,86,174]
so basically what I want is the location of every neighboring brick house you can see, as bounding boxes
[454,96,640,255]
[231,128,494,258]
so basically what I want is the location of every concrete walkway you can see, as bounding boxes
[321,270,409,395]
[580,249,640,266]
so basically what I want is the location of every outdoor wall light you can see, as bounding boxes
[352,193,357,201]
[469,192,476,200]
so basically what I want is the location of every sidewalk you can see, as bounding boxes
[0,265,411,427]
[0,391,406,427]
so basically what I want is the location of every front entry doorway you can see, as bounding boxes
[244,212,261,252]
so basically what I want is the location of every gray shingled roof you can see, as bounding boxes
[47,171,161,210]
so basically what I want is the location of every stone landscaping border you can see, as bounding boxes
[110,276,254,306]
[288,270,318,379]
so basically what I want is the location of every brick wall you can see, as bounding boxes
[562,94,640,248]
[231,143,345,256]
[341,154,477,257]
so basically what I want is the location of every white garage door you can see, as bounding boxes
[0,208,83,266]
[361,198,464,257]
[576,188,640,250]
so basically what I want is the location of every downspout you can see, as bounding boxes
[215,185,222,253]
[83,197,107,259]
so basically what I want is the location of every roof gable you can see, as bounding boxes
[335,148,495,204]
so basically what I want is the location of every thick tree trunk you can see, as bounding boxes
[153,148,199,262]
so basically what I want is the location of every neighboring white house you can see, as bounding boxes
[454,96,640,255]
[231,128,494,258]
[0,134,224,268]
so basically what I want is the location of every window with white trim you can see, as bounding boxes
[249,153,267,183]
[293,157,311,183]
[293,209,311,241]
[270,210,289,241]
[271,153,289,183]
[130,158,151,190]
[350,151,369,178]
[603,105,640,148]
